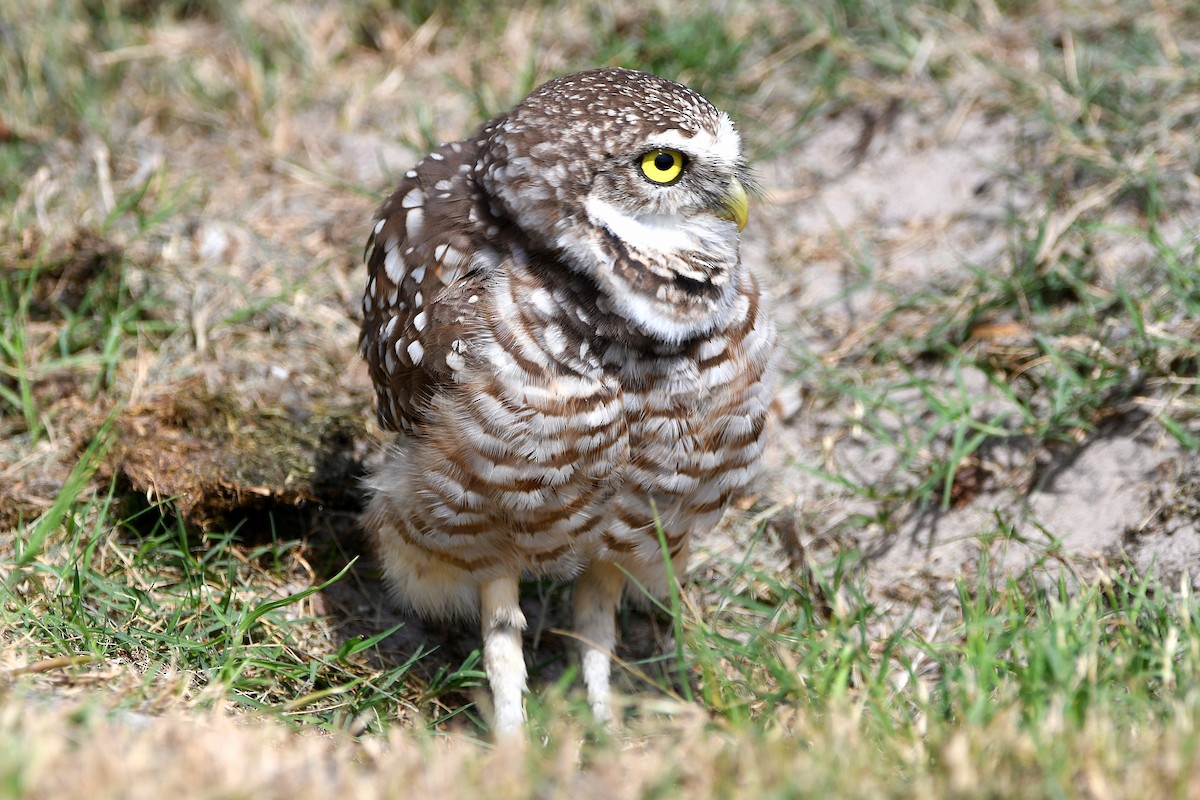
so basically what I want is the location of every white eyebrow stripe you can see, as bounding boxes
[647,114,741,166]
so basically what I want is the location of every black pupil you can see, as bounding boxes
[653,152,675,171]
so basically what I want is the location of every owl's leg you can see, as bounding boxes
[480,575,527,734]
[573,561,625,726]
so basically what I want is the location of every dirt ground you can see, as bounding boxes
[758,100,1200,600]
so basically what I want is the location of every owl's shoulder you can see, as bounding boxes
[360,137,508,432]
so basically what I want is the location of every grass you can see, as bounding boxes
[2,0,1200,796]
[4,514,1200,797]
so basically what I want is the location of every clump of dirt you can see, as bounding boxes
[105,376,369,531]
[0,227,125,319]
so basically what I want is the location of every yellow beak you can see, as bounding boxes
[719,177,749,232]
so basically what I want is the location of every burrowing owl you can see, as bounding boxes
[360,67,775,732]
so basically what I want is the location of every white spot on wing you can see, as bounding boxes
[401,188,424,208]
[407,339,424,363]
[413,311,427,331]
[405,208,424,239]
[384,247,405,282]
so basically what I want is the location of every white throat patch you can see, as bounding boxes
[583,194,733,267]
[562,194,742,344]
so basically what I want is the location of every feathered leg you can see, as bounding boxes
[480,575,527,734]
[572,561,624,726]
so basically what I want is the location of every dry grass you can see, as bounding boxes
[4,692,1200,799]
[3,0,1200,796]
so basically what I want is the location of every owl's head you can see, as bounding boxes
[479,67,750,345]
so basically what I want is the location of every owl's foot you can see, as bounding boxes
[573,560,625,728]
[480,575,528,735]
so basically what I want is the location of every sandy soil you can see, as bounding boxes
[757,97,1198,609]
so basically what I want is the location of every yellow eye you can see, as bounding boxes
[640,149,684,184]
